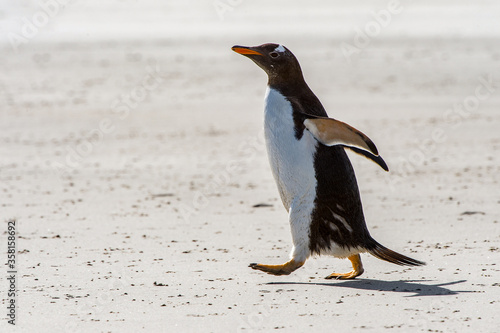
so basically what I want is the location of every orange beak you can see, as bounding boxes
[232,46,263,56]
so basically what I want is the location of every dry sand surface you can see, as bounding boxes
[1,1,499,332]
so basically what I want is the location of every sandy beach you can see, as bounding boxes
[1,1,499,332]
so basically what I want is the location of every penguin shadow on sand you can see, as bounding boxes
[267,279,470,297]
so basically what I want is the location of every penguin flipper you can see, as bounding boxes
[304,118,378,154]
[346,146,389,172]
[303,117,389,171]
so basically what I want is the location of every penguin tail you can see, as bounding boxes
[365,238,425,266]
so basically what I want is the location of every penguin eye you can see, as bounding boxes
[269,52,279,58]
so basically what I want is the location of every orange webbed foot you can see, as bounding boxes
[249,259,304,276]
[325,254,364,280]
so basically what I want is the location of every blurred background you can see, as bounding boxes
[1,0,499,174]
[0,1,499,331]
[1,0,498,213]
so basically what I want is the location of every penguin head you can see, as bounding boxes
[232,43,304,84]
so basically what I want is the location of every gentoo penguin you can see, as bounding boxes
[232,43,425,279]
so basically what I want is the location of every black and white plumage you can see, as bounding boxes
[232,43,424,279]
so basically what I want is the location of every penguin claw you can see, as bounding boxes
[324,270,363,280]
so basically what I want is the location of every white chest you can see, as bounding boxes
[263,87,318,211]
